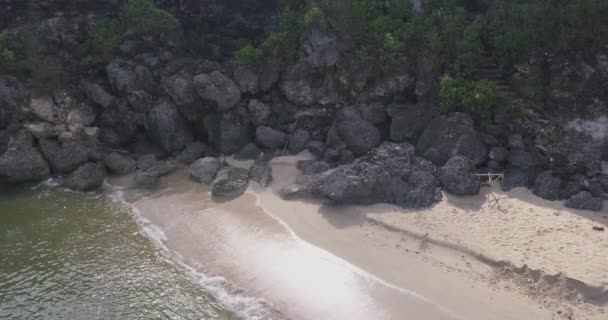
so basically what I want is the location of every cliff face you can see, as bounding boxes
[1,1,607,211]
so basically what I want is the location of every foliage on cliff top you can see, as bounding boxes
[440,75,497,119]
[0,31,17,67]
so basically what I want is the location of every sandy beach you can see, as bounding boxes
[114,154,608,320]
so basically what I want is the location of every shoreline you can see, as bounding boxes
[110,154,607,320]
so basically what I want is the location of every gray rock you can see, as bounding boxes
[488,147,509,162]
[161,70,202,122]
[508,134,525,150]
[438,156,480,196]
[323,148,341,164]
[279,60,337,106]
[126,90,154,114]
[248,99,270,126]
[502,168,535,191]
[28,97,56,123]
[79,80,116,108]
[340,149,355,164]
[64,162,106,191]
[256,126,287,150]
[368,74,415,101]
[297,160,329,175]
[306,141,326,158]
[565,191,603,211]
[25,122,63,139]
[193,71,241,112]
[106,58,156,97]
[416,113,487,166]
[358,102,387,125]
[507,149,536,169]
[205,111,251,154]
[234,66,259,94]
[189,157,222,184]
[234,143,261,160]
[39,138,94,174]
[0,131,50,183]
[97,99,138,146]
[103,153,136,175]
[335,107,381,156]
[177,141,210,164]
[211,166,249,198]
[389,103,435,142]
[136,154,158,170]
[134,160,177,188]
[1,76,28,128]
[287,129,311,154]
[533,171,562,200]
[249,156,273,187]
[560,174,589,199]
[67,103,96,131]
[145,100,193,153]
[284,142,441,208]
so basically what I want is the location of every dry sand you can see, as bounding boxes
[113,154,608,320]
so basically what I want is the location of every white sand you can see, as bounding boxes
[113,154,608,320]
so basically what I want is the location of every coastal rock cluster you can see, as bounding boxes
[1,2,608,212]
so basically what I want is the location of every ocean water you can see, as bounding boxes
[0,185,240,320]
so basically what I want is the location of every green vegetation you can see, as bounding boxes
[89,0,177,60]
[121,0,178,34]
[90,22,121,61]
[439,75,497,118]
[234,44,263,67]
[0,31,17,66]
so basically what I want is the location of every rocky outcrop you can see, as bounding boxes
[103,153,136,175]
[256,126,287,150]
[0,76,28,129]
[134,160,177,188]
[533,171,562,201]
[106,58,157,97]
[249,155,273,187]
[0,131,50,183]
[438,156,480,196]
[145,100,193,153]
[64,162,106,191]
[281,143,442,208]
[416,113,487,166]
[235,143,261,160]
[193,71,241,112]
[189,157,222,184]
[39,138,97,174]
[565,191,603,211]
[205,110,251,154]
[211,166,249,198]
[177,141,212,164]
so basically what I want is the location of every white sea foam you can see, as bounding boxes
[105,183,281,320]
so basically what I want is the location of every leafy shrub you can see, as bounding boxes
[440,75,497,118]
[122,0,177,34]
[0,31,17,66]
[377,33,406,72]
[235,44,263,66]
[90,22,121,61]
[304,7,327,29]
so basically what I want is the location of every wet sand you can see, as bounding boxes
[114,154,607,320]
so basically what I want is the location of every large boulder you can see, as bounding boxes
[39,138,96,174]
[66,102,96,132]
[234,143,261,160]
[28,97,55,123]
[177,141,212,164]
[416,113,487,166]
[249,155,273,187]
[103,153,136,175]
[189,157,222,184]
[279,59,338,106]
[256,126,287,150]
[389,103,435,142]
[106,58,156,97]
[233,66,260,94]
[334,107,381,156]
[205,111,251,154]
[79,80,116,109]
[145,100,193,153]
[64,162,106,191]
[134,160,177,188]
[287,128,311,154]
[367,74,415,101]
[161,70,204,123]
[97,99,139,146]
[281,143,442,208]
[211,166,249,198]
[0,131,50,183]
[533,171,562,200]
[438,156,480,196]
[247,99,270,127]
[0,76,28,129]
[502,168,536,191]
[565,191,603,211]
[193,71,241,112]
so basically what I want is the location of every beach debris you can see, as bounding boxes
[592,226,605,232]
